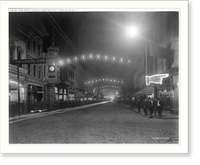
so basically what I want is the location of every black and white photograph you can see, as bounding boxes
[0,0,189,154]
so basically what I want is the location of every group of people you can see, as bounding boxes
[135,97,163,118]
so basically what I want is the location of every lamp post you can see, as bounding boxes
[17,45,21,117]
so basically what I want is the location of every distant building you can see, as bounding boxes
[74,62,88,99]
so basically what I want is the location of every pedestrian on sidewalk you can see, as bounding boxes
[153,98,158,117]
[156,97,163,118]
[143,97,148,116]
[131,97,135,109]
[148,97,154,118]
[137,97,141,113]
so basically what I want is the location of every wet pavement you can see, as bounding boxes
[9,102,179,144]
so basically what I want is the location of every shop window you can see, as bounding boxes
[10,84,25,103]
[64,95,67,100]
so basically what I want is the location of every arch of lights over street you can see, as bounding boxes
[85,78,124,85]
[57,54,132,66]
[56,54,127,99]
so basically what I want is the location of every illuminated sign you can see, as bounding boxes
[145,74,169,85]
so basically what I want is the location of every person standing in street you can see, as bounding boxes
[156,97,163,118]
[131,97,135,110]
[143,97,148,116]
[153,98,157,117]
[137,97,141,113]
[148,97,154,118]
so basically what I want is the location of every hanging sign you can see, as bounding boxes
[145,74,169,85]
[13,58,46,64]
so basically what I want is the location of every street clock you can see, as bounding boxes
[48,65,55,72]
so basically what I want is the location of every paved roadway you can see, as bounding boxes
[9,102,179,144]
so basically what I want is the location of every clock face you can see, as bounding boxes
[49,66,55,72]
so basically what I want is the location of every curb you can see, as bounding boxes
[9,101,110,124]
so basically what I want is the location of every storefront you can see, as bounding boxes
[156,68,179,113]
[27,83,45,112]
[145,68,179,114]
[9,64,29,117]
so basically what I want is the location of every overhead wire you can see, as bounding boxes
[44,13,80,56]
[47,12,81,55]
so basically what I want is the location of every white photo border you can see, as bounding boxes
[0,0,188,154]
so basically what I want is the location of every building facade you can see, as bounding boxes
[9,13,49,117]
[126,12,179,113]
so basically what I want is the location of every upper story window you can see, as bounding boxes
[33,41,36,53]
[38,44,41,56]
[27,39,31,50]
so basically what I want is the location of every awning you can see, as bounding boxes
[134,85,154,95]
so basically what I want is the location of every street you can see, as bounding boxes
[9,102,178,144]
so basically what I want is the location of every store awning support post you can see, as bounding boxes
[17,46,21,117]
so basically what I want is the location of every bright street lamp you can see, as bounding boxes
[126,26,138,37]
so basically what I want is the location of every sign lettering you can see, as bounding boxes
[13,58,46,64]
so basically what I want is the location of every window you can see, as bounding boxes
[33,65,36,77]
[38,66,41,79]
[28,64,31,75]
[33,41,36,53]
[38,44,40,56]
[44,65,46,78]
[27,39,31,50]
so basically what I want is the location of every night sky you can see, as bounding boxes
[9,11,174,79]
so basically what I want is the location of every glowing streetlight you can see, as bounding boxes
[88,54,94,60]
[103,55,109,61]
[73,56,79,62]
[66,58,72,64]
[96,54,101,60]
[58,59,64,66]
[81,55,86,60]
[126,26,138,37]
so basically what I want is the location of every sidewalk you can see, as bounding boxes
[9,101,110,123]
[121,103,179,119]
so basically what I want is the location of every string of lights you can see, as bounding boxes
[85,78,124,85]
[57,54,132,66]
[94,85,121,89]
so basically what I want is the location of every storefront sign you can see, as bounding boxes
[13,58,46,64]
[9,64,28,74]
[145,74,169,85]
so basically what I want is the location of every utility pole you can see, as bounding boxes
[17,46,21,117]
